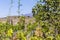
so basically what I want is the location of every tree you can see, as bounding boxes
[32,0,60,38]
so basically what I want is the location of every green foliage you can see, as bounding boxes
[32,0,60,40]
[30,36,43,40]
[0,0,60,40]
[30,36,38,40]
[16,31,26,40]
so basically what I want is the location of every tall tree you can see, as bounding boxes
[32,0,60,38]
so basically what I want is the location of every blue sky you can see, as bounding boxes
[0,0,38,18]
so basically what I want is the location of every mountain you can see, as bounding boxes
[23,13,33,17]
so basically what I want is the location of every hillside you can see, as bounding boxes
[0,16,35,25]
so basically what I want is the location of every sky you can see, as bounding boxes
[0,0,38,18]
